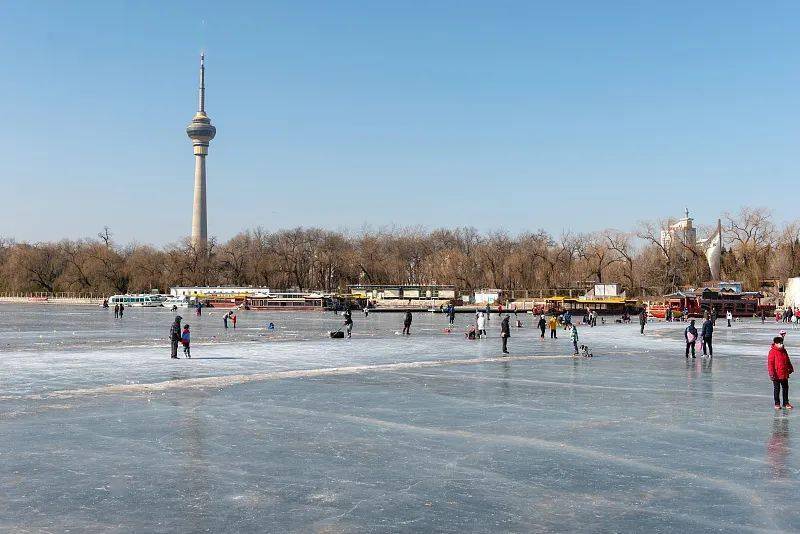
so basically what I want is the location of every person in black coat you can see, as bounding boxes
[537,315,547,339]
[343,309,353,338]
[169,315,182,359]
[500,315,511,354]
[402,311,413,335]
[685,319,698,359]
[701,317,714,357]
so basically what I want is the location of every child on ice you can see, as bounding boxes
[181,324,191,358]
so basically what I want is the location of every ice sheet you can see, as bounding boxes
[0,304,798,532]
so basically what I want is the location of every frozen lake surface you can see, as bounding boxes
[1,304,798,532]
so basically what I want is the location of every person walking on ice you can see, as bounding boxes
[685,319,698,359]
[569,323,579,356]
[726,310,733,327]
[548,315,558,339]
[768,336,794,410]
[500,314,510,354]
[169,316,182,359]
[402,311,413,335]
[477,312,486,339]
[181,324,191,358]
[639,308,647,335]
[701,314,714,357]
[343,309,353,338]
[538,314,547,339]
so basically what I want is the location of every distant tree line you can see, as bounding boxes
[1,208,798,297]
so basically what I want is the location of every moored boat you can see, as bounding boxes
[245,292,327,311]
[161,296,191,308]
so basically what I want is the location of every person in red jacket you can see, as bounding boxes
[768,336,794,410]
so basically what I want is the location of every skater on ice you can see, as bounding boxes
[169,315,182,359]
[500,314,510,354]
[402,311,413,335]
[701,314,714,357]
[685,319,698,359]
[768,336,794,410]
[569,323,579,355]
[477,312,486,339]
[343,309,353,338]
[181,324,191,358]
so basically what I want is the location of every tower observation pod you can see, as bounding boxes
[186,53,216,249]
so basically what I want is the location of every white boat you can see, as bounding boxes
[108,294,165,307]
[161,296,191,309]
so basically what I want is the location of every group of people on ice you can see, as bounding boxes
[465,309,583,356]
[163,301,795,410]
[777,306,800,327]
[683,314,716,358]
[169,315,191,359]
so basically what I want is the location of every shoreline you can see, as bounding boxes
[0,297,103,306]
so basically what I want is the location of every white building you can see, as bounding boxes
[347,285,456,302]
[785,278,800,309]
[170,286,271,298]
[473,289,503,305]
[660,209,697,249]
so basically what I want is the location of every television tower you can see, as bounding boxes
[186,53,216,248]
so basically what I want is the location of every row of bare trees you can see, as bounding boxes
[1,208,798,297]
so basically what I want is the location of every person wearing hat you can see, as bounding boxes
[768,336,794,410]
[780,329,787,341]
[169,315,182,359]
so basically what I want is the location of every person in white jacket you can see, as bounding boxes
[477,312,487,339]
[726,310,733,327]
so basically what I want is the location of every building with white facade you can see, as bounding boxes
[660,209,697,249]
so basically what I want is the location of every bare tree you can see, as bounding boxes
[98,226,113,248]
[724,207,775,289]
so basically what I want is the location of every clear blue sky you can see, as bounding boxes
[0,1,797,245]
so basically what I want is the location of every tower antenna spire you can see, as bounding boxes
[187,53,216,249]
[198,52,205,113]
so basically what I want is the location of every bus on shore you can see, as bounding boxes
[107,294,165,307]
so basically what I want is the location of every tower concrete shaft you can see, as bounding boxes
[192,155,207,247]
[186,53,216,249]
